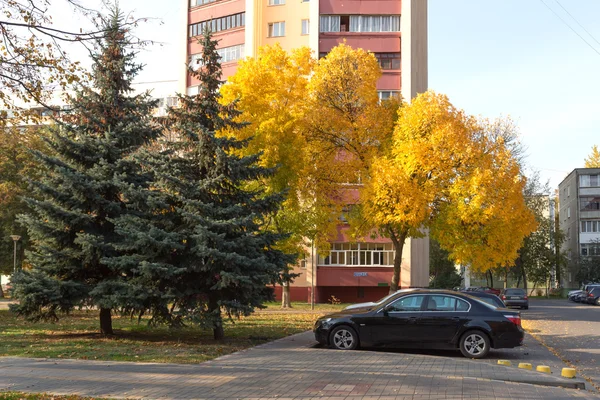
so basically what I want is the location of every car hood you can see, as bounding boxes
[320,306,375,319]
[344,302,376,310]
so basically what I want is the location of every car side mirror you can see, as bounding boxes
[382,305,392,316]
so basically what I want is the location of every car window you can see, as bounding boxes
[386,295,425,312]
[476,296,503,308]
[505,289,525,295]
[426,295,469,312]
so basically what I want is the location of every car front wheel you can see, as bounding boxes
[459,330,490,359]
[329,325,359,350]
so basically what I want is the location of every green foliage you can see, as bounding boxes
[514,172,565,290]
[11,8,161,333]
[574,256,600,284]
[429,240,461,289]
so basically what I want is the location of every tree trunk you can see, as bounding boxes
[516,274,521,288]
[522,267,528,292]
[99,308,113,335]
[0,284,4,298]
[504,267,508,289]
[281,282,291,308]
[389,228,408,293]
[208,296,224,340]
[488,270,494,289]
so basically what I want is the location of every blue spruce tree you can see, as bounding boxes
[11,8,161,334]
[110,29,295,339]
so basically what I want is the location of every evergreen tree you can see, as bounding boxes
[110,29,294,339]
[10,7,161,334]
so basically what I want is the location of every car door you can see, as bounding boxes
[418,295,470,346]
[366,294,426,346]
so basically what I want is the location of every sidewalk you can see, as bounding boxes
[0,331,596,399]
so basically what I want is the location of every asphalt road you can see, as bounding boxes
[522,298,600,389]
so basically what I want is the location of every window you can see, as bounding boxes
[386,295,425,312]
[319,242,394,266]
[320,15,340,32]
[190,45,245,69]
[580,174,600,187]
[581,243,600,256]
[581,220,600,232]
[426,295,469,312]
[268,22,286,37]
[269,0,285,5]
[217,44,245,63]
[349,15,400,32]
[190,0,219,7]
[189,12,245,37]
[320,15,400,33]
[378,91,400,101]
[301,19,310,35]
[581,197,600,211]
[568,186,571,197]
[374,53,400,70]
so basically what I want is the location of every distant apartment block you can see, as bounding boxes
[558,168,600,287]
[182,0,429,302]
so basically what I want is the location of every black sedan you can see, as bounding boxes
[314,289,524,359]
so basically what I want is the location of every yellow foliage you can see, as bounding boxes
[221,43,395,249]
[361,91,536,272]
[584,145,600,168]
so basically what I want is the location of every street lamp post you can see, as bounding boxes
[9,235,21,273]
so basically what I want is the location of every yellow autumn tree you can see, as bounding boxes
[220,44,318,306]
[584,145,600,168]
[358,91,536,292]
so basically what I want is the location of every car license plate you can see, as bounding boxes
[510,296,520,299]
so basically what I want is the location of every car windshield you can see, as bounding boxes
[505,289,525,295]
[373,289,416,305]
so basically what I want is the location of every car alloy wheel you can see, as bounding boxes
[460,331,490,359]
[330,325,358,350]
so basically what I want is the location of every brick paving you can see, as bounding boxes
[0,331,597,399]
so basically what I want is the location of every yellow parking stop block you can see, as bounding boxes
[536,365,551,374]
[518,363,533,370]
[497,360,511,366]
[562,368,577,378]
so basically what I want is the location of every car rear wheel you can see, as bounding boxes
[596,298,600,306]
[459,330,490,359]
[329,325,359,350]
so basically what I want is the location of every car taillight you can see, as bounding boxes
[589,293,595,297]
[501,295,506,300]
[523,295,528,300]
[505,314,521,327]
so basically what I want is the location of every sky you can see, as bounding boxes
[53,0,600,191]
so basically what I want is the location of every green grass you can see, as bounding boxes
[0,303,346,364]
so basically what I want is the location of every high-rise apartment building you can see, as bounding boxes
[181,0,429,302]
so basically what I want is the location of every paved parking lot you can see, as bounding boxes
[521,298,600,390]
[0,331,596,399]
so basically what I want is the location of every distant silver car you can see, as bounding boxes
[501,288,529,310]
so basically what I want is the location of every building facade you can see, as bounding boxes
[558,168,600,288]
[183,0,429,303]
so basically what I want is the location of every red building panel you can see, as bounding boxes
[317,266,393,286]
[319,0,401,15]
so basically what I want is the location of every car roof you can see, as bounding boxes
[460,290,499,298]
